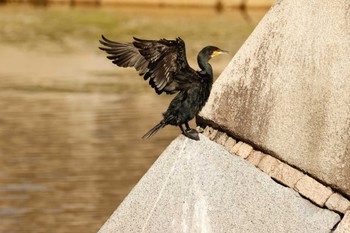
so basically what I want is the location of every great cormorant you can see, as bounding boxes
[99,36,227,140]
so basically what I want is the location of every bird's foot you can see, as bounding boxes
[183,128,200,141]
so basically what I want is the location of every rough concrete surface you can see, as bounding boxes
[199,0,350,197]
[334,211,350,233]
[99,135,340,233]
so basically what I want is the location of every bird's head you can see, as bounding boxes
[199,46,229,61]
[209,47,229,59]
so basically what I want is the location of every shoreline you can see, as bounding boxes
[4,0,274,9]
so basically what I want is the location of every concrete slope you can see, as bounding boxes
[99,135,340,233]
[199,0,350,197]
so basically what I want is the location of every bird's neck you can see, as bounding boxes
[197,56,213,77]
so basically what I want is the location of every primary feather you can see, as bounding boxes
[99,36,198,95]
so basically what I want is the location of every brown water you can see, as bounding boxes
[0,5,266,232]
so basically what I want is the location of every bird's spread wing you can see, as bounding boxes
[99,36,194,94]
[99,35,149,75]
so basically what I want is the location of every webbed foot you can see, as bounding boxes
[183,128,200,141]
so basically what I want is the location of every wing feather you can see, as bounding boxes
[99,35,197,94]
[99,35,148,74]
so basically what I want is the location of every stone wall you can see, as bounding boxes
[199,0,350,198]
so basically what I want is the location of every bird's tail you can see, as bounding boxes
[142,121,166,139]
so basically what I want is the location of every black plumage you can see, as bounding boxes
[99,35,227,140]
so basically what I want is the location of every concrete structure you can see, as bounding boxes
[204,126,350,214]
[199,0,350,198]
[99,0,350,231]
[99,135,340,233]
[334,211,350,233]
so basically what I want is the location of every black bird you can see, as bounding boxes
[99,36,228,140]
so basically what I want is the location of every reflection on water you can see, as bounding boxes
[0,5,266,233]
[0,90,179,232]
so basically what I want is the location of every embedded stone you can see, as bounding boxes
[246,150,266,167]
[294,175,333,206]
[214,131,228,145]
[258,155,304,188]
[325,193,350,214]
[235,142,253,159]
[224,137,237,151]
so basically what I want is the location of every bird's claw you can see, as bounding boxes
[183,128,200,141]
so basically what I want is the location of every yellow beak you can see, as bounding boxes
[211,50,229,58]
